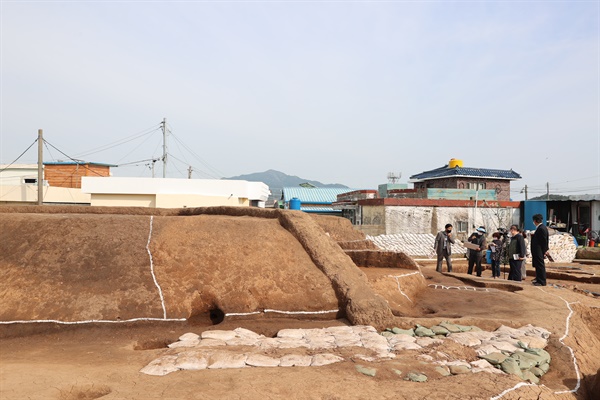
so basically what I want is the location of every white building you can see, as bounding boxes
[81,177,269,208]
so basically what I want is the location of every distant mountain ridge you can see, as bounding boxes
[223,169,349,202]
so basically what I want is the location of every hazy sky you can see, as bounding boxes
[1,1,599,200]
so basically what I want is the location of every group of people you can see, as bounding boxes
[434,214,550,286]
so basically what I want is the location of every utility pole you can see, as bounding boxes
[37,129,43,205]
[161,118,167,178]
[187,166,193,179]
[524,185,528,200]
[546,182,550,200]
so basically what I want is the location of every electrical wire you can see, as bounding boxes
[170,133,225,178]
[73,124,161,158]
[42,140,106,177]
[0,139,38,173]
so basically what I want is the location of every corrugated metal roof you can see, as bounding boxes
[283,187,358,204]
[44,161,117,167]
[409,165,521,181]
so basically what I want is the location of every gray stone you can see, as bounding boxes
[439,322,462,333]
[447,332,481,347]
[479,352,508,365]
[381,331,395,338]
[539,362,550,374]
[469,326,483,332]
[525,348,551,364]
[245,354,280,367]
[500,358,522,377]
[405,372,428,382]
[355,365,377,377]
[456,324,473,332]
[510,353,536,370]
[430,325,450,336]
[311,353,344,367]
[279,354,312,367]
[392,327,415,336]
[522,369,540,384]
[435,366,451,376]
[449,365,471,375]
[414,325,435,337]
[392,368,403,376]
[530,367,545,378]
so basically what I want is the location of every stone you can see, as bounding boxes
[525,348,551,365]
[361,334,391,352]
[430,325,449,336]
[381,331,396,338]
[539,362,550,374]
[201,330,237,341]
[417,354,434,362]
[175,352,208,370]
[179,332,200,341]
[522,369,540,384]
[405,372,428,382]
[435,366,451,376]
[530,367,545,378]
[475,345,499,357]
[449,365,471,375]
[415,337,443,347]
[258,338,279,349]
[277,329,305,339]
[488,341,520,353]
[511,353,536,370]
[447,332,481,347]
[276,337,309,349]
[168,339,200,349]
[469,326,483,332]
[334,334,363,348]
[414,325,435,337]
[517,324,551,339]
[392,368,403,376]
[479,352,508,365]
[392,327,415,336]
[311,353,344,367]
[225,337,259,347]
[470,359,494,369]
[140,355,179,376]
[245,354,280,367]
[500,358,522,377]
[197,338,227,347]
[306,337,336,350]
[393,342,422,351]
[439,322,462,333]
[324,326,354,334]
[355,365,377,377]
[352,326,378,335]
[517,336,548,350]
[207,352,248,369]
[495,325,522,337]
[233,327,263,339]
[279,354,312,367]
[455,324,473,332]
[387,334,417,345]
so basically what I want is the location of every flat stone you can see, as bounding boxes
[475,345,499,357]
[311,353,344,367]
[392,368,403,376]
[225,337,259,347]
[140,355,179,376]
[530,367,545,377]
[334,334,363,348]
[393,342,422,351]
[277,329,305,339]
[405,372,428,382]
[414,325,435,337]
[279,354,312,367]
[168,339,200,348]
[387,334,416,345]
[515,351,546,368]
[517,324,551,339]
[500,358,522,377]
[392,327,415,336]
[415,337,443,347]
[522,369,540,384]
[517,336,547,350]
[324,326,354,335]
[430,325,449,336]
[417,354,434,362]
[447,332,481,347]
[352,326,378,335]
[449,365,471,375]
[306,337,336,350]
[175,351,208,370]
[276,337,309,349]
[489,341,520,353]
[455,324,473,332]
[525,348,551,364]
[197,338,227,347]
[470,359,494,369]
[469,326,483,332]
[201,330,237,341]
[539,362,550,374]
[355,365,377,377]
[435,366,451,376]
[233,327,262,339]
[361,335,391,352]
[479,352,507,365]
[245,354,280,367]
[439,322,462,333]
[207,352,248,369]
[179,333,200,341]
[381,331,395,338]
[495,325,522,337]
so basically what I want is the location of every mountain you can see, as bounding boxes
[223,169,349,203]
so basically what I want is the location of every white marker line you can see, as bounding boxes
[0,317,186,325]
[387,273,419,303]
[428,284,491,292]
[146,216,167,319]
[489,382,537,400]
[225,311,262,317]
[263,309,338,315]
[535,287,581,395]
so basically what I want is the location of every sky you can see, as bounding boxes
[1,1,599,200]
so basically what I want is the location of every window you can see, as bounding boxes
[457,221,468,232]
[467,182,486,190]
[24,178,37,184]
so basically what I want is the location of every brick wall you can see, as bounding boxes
[414,178,512,201]
[45,164,110,188]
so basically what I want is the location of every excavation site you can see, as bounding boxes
[0,206,599,400]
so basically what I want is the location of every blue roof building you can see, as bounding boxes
[408,159,521,201]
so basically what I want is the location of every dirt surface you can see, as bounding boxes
[1,206,599,400]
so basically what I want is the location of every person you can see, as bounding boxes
[507,225,526,281]
[467,226,487,277]
[531,214,549,286]
[434,224,455,272]
[488,232,503,278]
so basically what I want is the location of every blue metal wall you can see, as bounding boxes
[523,201,547,230]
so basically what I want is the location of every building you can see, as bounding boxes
[409,159,521,201]
[44,161,114,188]
[82,177,269,208]
[281,187,359,214]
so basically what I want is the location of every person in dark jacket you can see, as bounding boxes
[488,232,503,278]
[507,225,526,281]
[467,226,487,277]
[531,214,549,286]
[434,224,455,272]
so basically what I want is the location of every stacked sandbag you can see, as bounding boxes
[525,233,577,263]
[367,233,467,257]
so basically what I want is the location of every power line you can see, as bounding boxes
[42,140,106,177]
[170,133,225,178]
[0,139,38,173]
[73,124,161,158]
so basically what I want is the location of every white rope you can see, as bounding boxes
[489,382,537,400]
[387,273,420,303]
[225,311,262,317]
[0,317,186,325]
[428,284,491,292]
[225,309,338,317]
[146,215,167,319]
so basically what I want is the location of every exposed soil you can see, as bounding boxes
[1,207,599,400]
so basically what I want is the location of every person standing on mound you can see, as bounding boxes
[467,226,487,277]
[531,214,549,286]
[434,224,455,272]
